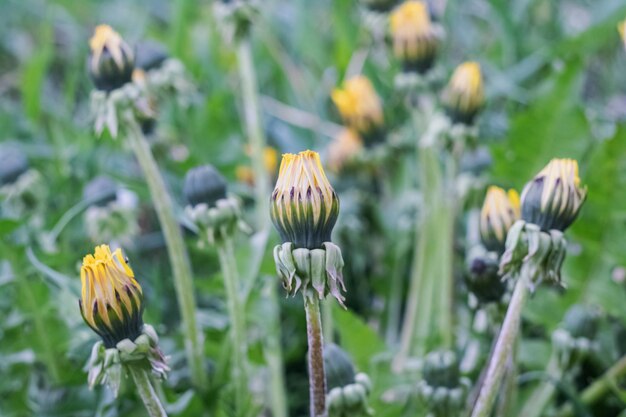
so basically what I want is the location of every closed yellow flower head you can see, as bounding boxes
[442,61,484,124]
[521,158,587,232]
[389,1,440,73]
[331,76,384,139]
[88,25,134,91]
[79,244,143,347]
[270,150,339,249]
[327,128,363,173]
[480,186,520,252]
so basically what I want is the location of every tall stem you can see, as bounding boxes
[304,295,327,417]
[237,37,270,231]
[216,236,248,404]
[128,365,168,417]
[124,113,205,389]
[471,274,529,417]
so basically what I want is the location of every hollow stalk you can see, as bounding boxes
[128,365,168,417]
[304,294,327,417]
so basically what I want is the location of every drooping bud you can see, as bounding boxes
[184,165,228,208]
[270,151,339,250]
[331,76,384,145]
[0,144,29,186]
[480,186,520,253]
[389,1,441,74]
[520,158,587,232]
[442,61,484,125]
[88,25,134,92]
[326,128,363,173]
[79,245,144,348]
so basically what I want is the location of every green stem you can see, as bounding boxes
[519,353,561,417]
[304,295,327,417]
[124,113,205,390]
[128,365,168,417]
[216,236,248,404]
[237,37,270,232]
[263,279,288,417]
[471,274,529,417]
[558,354,626,417]
[322,299,334,344]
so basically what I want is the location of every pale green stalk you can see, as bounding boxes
[216,235,248,405]
[124,113,205,389]
[128,365,168,417]
[471,274,529,417]
[304,295,327,417]
[236,37,270,231]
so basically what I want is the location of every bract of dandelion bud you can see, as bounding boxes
[184,164,228,208]
[480,186,520,253]
[270,150,339,249]
[79,245,144,348]
[88,25,135,92]
[389,1,441,74]
[442,61,484,125]
[520,158,587,232]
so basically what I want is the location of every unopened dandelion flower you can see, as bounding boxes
[520,158,587,232]
[480,186,520,252]
[88,25,134,92]
[442,61,484,124]
[79,245,143,348]
[619,20,626,50]
[270,150,339,249]
[331,76,384,142]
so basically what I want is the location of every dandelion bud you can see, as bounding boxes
[619,20,626,50]
[183,165,228,208]
[389,1,441,74]
[270,151,339,249]
[418,350,471,416]
[442,61,484,125]
[327,128,363,173]
[331,76,384,144]
[520,158,587,232]
[88,25,134,92]
[79,245,144,348]
[480,186,520,253]
[0,144,29,186]
[324,344,357,390]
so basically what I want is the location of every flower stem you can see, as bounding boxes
[237,37,270,232]
[471,273,529,417]
[216,235,249,405]
[128,365,168,417]
[124,113,205,390]
[304,294,327,417]
[557,354,626,417]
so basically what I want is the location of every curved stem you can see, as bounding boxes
[304,295,327,417]
[237,37,270,232]
[124,113,205,390]
[216,236,249,405]
[471,274,529,417]
[128,365,168,417]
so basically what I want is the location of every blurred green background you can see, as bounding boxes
[1,0,626,416]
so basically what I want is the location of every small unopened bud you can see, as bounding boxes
[270,151,339,250]
[88,25,134,92]
[0,144,29,186]
[324,343,357,390]
[389,1,442,74]
[480,186,520,253]
[184,165,228,208]
[331,76,384,145]
[442,61,484,125]
[520,158,587,232]
[465,246,507,304]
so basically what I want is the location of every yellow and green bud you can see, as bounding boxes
[270,150,339,249]
[442,61,484,124]
[79,245,144,348]
[389,1,441,74]
[619,20,626,50]
[331,76,384,144]
[520,158,587,232]
[88,25,134,92]
[480,186,520,252]
[183,165,228,209]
